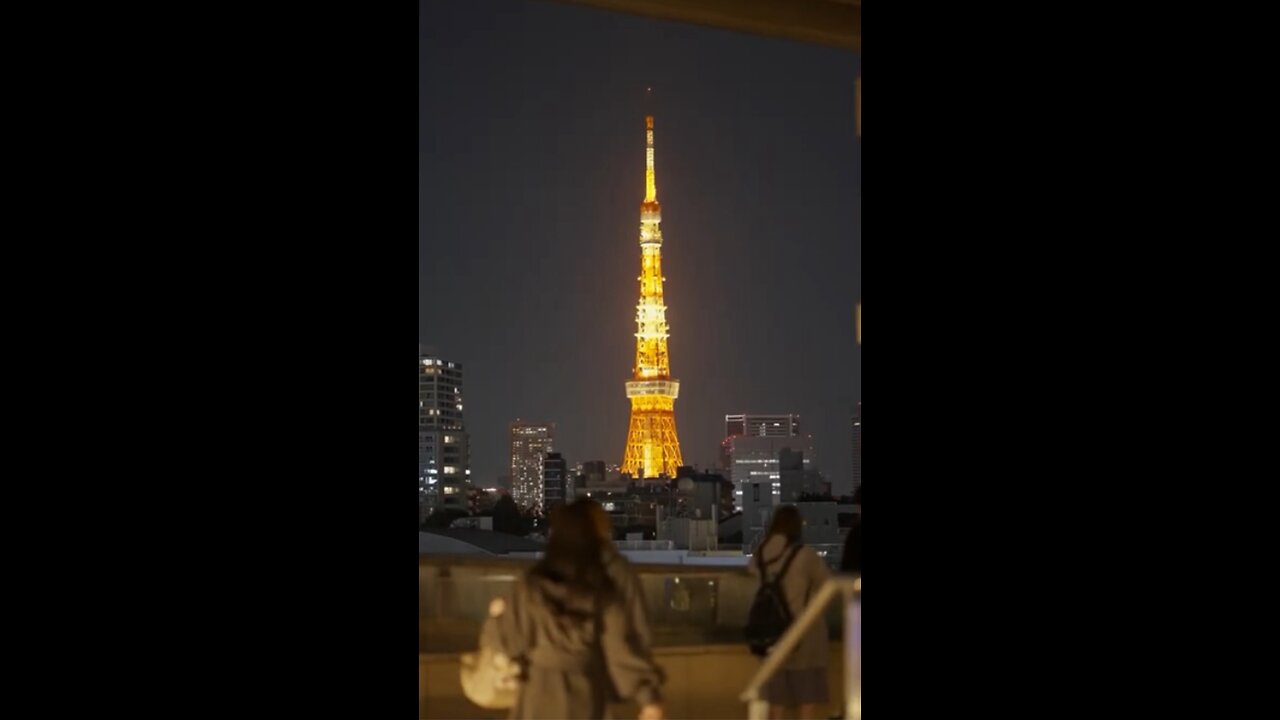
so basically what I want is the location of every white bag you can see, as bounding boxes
[459,647,520,710]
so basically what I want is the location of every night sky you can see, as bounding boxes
[420,0,861,493]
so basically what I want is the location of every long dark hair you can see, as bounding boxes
[530,499,616,603]
[767,505,803,545]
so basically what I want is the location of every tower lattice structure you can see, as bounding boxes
[621,115,685,479]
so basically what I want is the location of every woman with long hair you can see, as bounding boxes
[482,499,665,720]
[752,505,831,720]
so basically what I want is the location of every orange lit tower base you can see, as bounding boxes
[621,115,684,479]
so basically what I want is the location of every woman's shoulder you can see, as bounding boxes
[798,544,827,570]
[603,547,641,585]
[758,534,786,557]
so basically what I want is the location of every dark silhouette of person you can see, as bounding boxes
[482,499,665,720]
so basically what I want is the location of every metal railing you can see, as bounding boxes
[739,575,861,720]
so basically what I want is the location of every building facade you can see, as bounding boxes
[725,413,802,438]
[543,452,570,512]
[720,413,803,479]
[419,346,470,511]
[510,421,554,511]
[727,434,818,510]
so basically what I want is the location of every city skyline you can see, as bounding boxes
[420,0,861,492]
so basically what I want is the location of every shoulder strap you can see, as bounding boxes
[773,543,804,584]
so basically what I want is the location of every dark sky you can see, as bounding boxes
[420,0,861,493]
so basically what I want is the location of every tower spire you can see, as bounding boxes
[622,112,684,480]
[645,115,657,203]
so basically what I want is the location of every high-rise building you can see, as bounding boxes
[419,345,470,509]
[621,114,685,480]
[543,452,569,511]
[779,448,826,502]
[728,434,818,510]
[852,402,861,497]
[725,413,802,438]
[577,460,608,497]
[721,413,803,469]
[510,421,554,511]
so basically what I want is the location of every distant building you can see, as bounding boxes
[657,515,718,551]
[778,448,826,503]
[543,452,569,511]
[720,413,802,469]
[674,466,728,521]
[740,497,843,568]
[725,413,802,438]
[419,346,470,511]
[728,434,818,510]
[580,460,607,488]
[657,467,724,551]
[510,421,554,511]
[741,480,774,551]
[796,501,841,545]
[439,483,471,513]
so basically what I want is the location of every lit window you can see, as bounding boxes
[444,435,455,444]
[443,466,457,475]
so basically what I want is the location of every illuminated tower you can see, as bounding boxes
[621,115,685,479]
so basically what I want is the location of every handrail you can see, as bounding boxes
[418,553,757,576]
[740,575,861,719]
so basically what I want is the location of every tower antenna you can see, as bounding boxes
[622,108,684,479]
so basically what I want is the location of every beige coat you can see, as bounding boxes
[481,550,664,719]
[750,534,831,670]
